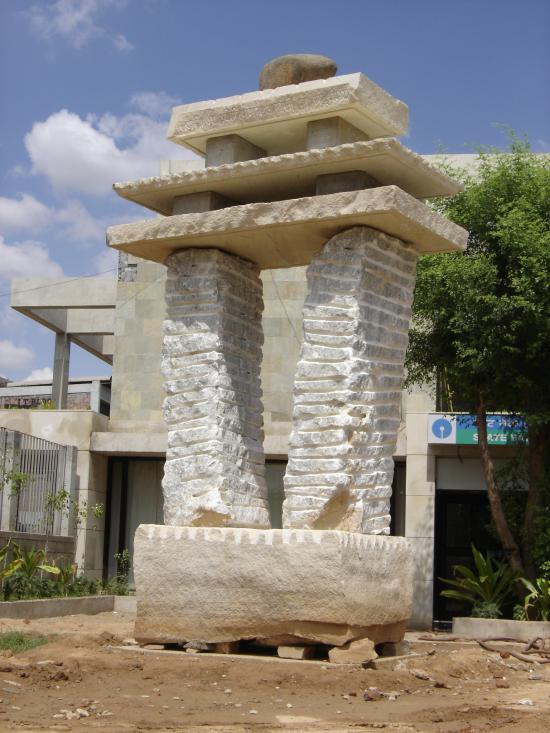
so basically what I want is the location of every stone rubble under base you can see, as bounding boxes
[133,525,413,647]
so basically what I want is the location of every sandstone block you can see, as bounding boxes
[113,139,462,217]
[167,73,408,156]
[277,645,315,660]
[133,525,413,646]
[107,186,467,269]
[328,638,378,664]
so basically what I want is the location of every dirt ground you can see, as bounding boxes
[0,612,548,732]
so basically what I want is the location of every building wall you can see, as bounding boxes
[0,410,109,578]
[109,256,166,433]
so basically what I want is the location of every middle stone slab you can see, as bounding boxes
[162,248,270,528]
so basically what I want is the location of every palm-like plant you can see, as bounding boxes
[56,563,77,595]
[0,543,23,583]
[440,545,517,617]
[10,544,60,580]
[521,577,550,621]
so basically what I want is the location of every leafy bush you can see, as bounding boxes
[472,601,502,619]
[103,549,131,596]
[440,545,518,617]
[520,577,550,621]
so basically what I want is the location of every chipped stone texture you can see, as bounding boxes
[113,139,463,216]
[133,525,413,645]
[259,54,337,90]
[107,186,467,270]
[161,248,269,528]
[167,73,408,156]
[283,227,418,534]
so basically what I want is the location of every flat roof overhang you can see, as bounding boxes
[11,277,117,364]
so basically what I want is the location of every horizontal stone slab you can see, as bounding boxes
[107,187,467,270]
[113,140,461,216]
[133,525,413,646]
[167,73,408,156]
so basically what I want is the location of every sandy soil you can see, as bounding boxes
[0,612,548,732]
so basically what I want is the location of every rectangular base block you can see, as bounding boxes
[134,525,413,647]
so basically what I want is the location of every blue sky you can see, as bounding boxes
[1,0,549,381]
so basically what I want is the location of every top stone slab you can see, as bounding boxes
[167,73,408,157]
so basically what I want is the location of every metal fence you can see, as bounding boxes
[0,427,77,537]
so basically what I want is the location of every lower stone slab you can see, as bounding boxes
[133,525,413,646]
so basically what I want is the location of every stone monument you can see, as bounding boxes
[108,54,467,653]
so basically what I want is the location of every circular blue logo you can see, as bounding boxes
[432,418,453,439]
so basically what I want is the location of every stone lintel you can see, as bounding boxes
[133,525,413,646]
[315,170,378,196]
[168,73,408,156]
[107,186,468,270]
[307,116,368,150]
[172,191,235,215]
[205,134,266,167]
[113,140,462,217]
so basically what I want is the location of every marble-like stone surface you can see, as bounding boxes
[113,140,463,216]
[167,73,408,156]
[161,248,270,528]
[283,227,417,534]
[107,186,467,269]
[133,525,413,645]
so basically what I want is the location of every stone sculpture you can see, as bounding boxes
[107,55,467,651]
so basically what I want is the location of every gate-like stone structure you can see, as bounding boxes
[108,55,467,649]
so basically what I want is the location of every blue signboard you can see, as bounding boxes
[428,414,526,445]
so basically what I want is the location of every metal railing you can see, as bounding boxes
[0,427,77,537]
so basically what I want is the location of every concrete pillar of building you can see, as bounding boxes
[0,429,21,531]
[52,332,71,409]
[404,388,436,628]
[283,226,418,534]
[161,248,270,528]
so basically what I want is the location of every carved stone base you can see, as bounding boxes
[133,525,413,646]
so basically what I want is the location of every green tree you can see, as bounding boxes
[406,135,550,579]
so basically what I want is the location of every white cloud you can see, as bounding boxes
[0,340,34,372]
[25,0,133,52]
[56,199,105,242]
[23,367,54,382]
[25,108,195,195]
[0,194,53,232]
[130,91,181,119]
[0,235,64,281]
[94,246,118,274]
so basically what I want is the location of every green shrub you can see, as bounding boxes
[520,577,550,621]
[472,601,502,618]
[440,544,518,617]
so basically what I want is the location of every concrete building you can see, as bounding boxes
[0,154,520,628]
[0,375,111,414]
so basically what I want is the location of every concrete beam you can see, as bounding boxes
[21,307,115,335]
[11,277,116,309]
